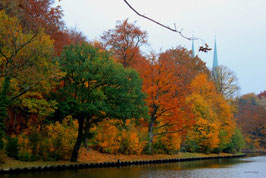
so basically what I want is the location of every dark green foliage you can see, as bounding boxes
[18,152,37,162]
[54,43,147,120]
[152,140,168,154]
[6,137,18,158]
[213,130,228,154]
[224,128,245,153]
[0,103,6,150]
[183,140,199,153]
[28,132,41,157]
[52,43,147,161]
[0,77,10,150]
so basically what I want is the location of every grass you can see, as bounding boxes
[0,148,243,169]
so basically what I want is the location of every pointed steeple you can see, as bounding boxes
[212,38,218,69]
[192,39,195,57]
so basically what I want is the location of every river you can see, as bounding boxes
[3,154,266,178]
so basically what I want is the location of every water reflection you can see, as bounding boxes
[4,154,266,178]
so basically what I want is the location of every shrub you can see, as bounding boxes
[91,119,147,155]
[161,133,181,154]
[224,128,245,153]
[0,150,7,164]
[42,117,78,160]
[91,119,122,154]
[18,152,36,162]
[17,116,78,161]
[153,133,181,154]
[120,119,147,155]
[183,139,198,153]
[6,136,18,159]
[0,139,4,150]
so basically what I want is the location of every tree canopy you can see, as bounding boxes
[54,44,147,161]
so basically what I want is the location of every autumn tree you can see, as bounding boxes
[186,74,235,153]
[257,90,266,109]
[159,47,210,91]
[134,54,193,153]
[0,11,61,145]
[66,28,87,45]
[54,44,147,161]
[236,93,266,149]
[101,19,148,68]
[0,0,63,33]
[134,47,209,153]
[0,0,86,55]
[224,128,245,153]
[212,65,239,99]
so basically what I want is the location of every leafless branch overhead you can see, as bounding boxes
[123,0,197,41]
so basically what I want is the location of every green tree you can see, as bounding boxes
[54,44,147,162]
[224,128,245,153]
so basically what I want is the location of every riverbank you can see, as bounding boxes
[0,148,245,170]
[2,154,264,178]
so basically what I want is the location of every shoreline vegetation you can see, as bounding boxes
[0,0,264,168]
[1,148,246,170]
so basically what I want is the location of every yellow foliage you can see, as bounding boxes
[0,10,63,113]
[92,119,122,154]
[186,74,236,153]
[121,119,147,155]
[91,119,147,155]
[160,133,181,153]
[17,117,78,160]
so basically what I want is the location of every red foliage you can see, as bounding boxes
[101,19,148,68]
[258,90,266,99]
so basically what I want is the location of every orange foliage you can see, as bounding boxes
[134,55,194,139]
[160,133,181,153]
[159,47,210,86]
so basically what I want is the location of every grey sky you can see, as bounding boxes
[56,0,266,95]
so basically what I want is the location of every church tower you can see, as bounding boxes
[212,39,218,69]
[212,38,219,77]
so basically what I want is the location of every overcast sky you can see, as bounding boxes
[56,0,266,95]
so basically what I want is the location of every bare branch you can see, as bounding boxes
[123,0,197,41]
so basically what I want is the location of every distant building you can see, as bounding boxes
[212,39,219,76]
[212,39,218,69]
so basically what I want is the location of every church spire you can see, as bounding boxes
[192,39,195,57]
[212,38,218,69]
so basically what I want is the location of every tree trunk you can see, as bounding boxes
[71,116,85,162]
[83,118,90,150]
[148,119,154,154]
[83,137,89,150]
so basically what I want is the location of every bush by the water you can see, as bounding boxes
[224,128,245,153]
[6,137,18,159]
[91,119,147,155]
[16,117,78,161]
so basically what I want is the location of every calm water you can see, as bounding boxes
[2,154,266,178]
